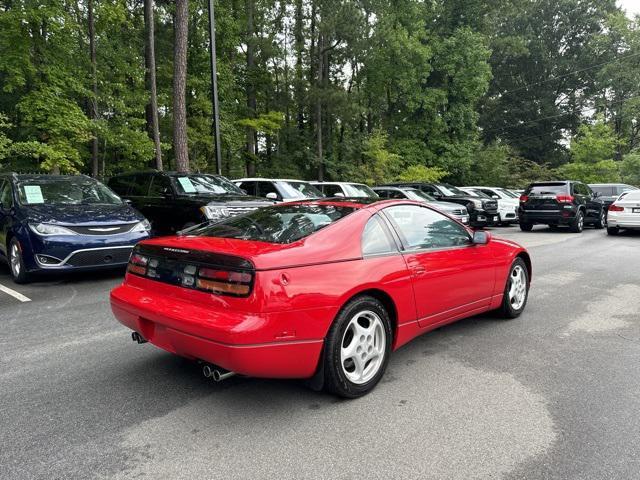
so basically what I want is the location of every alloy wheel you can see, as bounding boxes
[508,265,527,310]
[340,310,386,385]
[9,242,21,277]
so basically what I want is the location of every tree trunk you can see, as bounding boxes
[88,0,99,177]
[144,0,163,170]
[173,0,189,173]
[245,0,257,177]
[294,0,305,132]
[316,33,324,181]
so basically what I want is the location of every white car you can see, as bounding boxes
[460,187,519,225]
[234,178,324,202]
[607,190,640,235]
[310,181,379,198]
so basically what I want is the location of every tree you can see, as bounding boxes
[144,0,163,170]
[173,0,190,173]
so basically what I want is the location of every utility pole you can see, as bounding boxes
[207,0,223,175]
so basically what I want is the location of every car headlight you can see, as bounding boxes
[29,223,77,236]
[470,199,483,209]
[130,220,151,233]
[200,206,229,220]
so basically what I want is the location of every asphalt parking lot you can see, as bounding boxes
[1,226,639,480]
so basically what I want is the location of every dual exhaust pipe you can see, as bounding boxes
[202,364,236,382]
[130,332,235,382]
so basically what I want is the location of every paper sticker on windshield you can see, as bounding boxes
[23,185,45,204]
[177,177,196,193]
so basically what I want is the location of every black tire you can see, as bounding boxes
[499,257,529,319]
[8,238,30,284]
[519,222,533,232]
[593,209,606,229]
[323,295,392,398]
[569,210,584,233]
[607,226,620,236]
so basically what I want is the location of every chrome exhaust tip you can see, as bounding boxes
[131,332,147,344]
[202,363,235,382]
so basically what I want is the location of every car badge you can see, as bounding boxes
[89,227,120,232]
[163,247,190,254]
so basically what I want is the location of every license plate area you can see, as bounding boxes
[633,208,640,213]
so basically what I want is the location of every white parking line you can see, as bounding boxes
[0,283,31,303]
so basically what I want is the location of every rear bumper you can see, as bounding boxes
[519,208,575,225]
[110,283,324,379]
[608,213,640,229]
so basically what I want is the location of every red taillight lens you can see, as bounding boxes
[519,195,529,203]
[127,253,149,275]
[609,204,624,212]
[197,267,253,296]
[556,194,574,203]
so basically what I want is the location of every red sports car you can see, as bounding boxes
[111,199,531,397]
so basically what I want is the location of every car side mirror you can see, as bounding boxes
[593,191,601,198]
[123,199,132,205]
[335,192,345,197]
[473,231,491,245]
[266,192,278,200]
[492,195,500,199]
[240,189,248,195]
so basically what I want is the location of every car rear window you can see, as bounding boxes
[526,183,568,195]
[190,204,355,244]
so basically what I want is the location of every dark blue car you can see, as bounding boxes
[0,173,151,283]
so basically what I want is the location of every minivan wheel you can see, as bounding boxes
[8,238,30,284]
[569,211,584,233]
[500,258,529,319]
[323,295,392,398]
[519,222,533,232]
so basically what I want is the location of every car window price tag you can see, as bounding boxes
[23,185,45,204]
[177,177,196,193]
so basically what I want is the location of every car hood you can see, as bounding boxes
[22,203,143,226]
[427,200,467,212]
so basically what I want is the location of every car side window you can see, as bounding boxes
[362,215,396,256]
[384,205,471,250]
[419,185,438,195]
[323,184,343,197]
[237,181,256,196]
[257,181,281,199]
[390,190,406,199]
[148,175,172,197]
[0,180,13,208]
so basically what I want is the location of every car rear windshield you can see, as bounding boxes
[526,183,568,195]
[17,178,122,206]
[173,174,244,195]
[190,204,355,244]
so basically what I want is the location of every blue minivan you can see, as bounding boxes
[0,173,151,283]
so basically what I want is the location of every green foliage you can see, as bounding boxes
[0,0,636,188]
[556,160,621,184]
[620,152,640,185]
[570,122,619,164]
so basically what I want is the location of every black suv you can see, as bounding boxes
[108,171,273,235]
[519,181,605,233]
[383,182,499,228]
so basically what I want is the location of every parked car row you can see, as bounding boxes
[1,171,637,283]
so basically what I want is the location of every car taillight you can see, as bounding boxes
[127,254,253,297]
[609,204,624,212]
[556,194,574,203]
[197,267,253,296]
[519,195,529,203]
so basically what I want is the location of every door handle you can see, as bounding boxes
[411,265,426,276]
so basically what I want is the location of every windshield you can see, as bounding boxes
[17,178,122,206]
[405,189,436,202]
[277,181,324,199]
[173,174,244,195]
[191,204,354,244]
[438,184,466,196]
[466,188,491,198]
[526,183,568,195]
[343,184,378,198]
[498,188,518,198]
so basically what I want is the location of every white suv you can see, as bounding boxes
[463,186,520,225]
